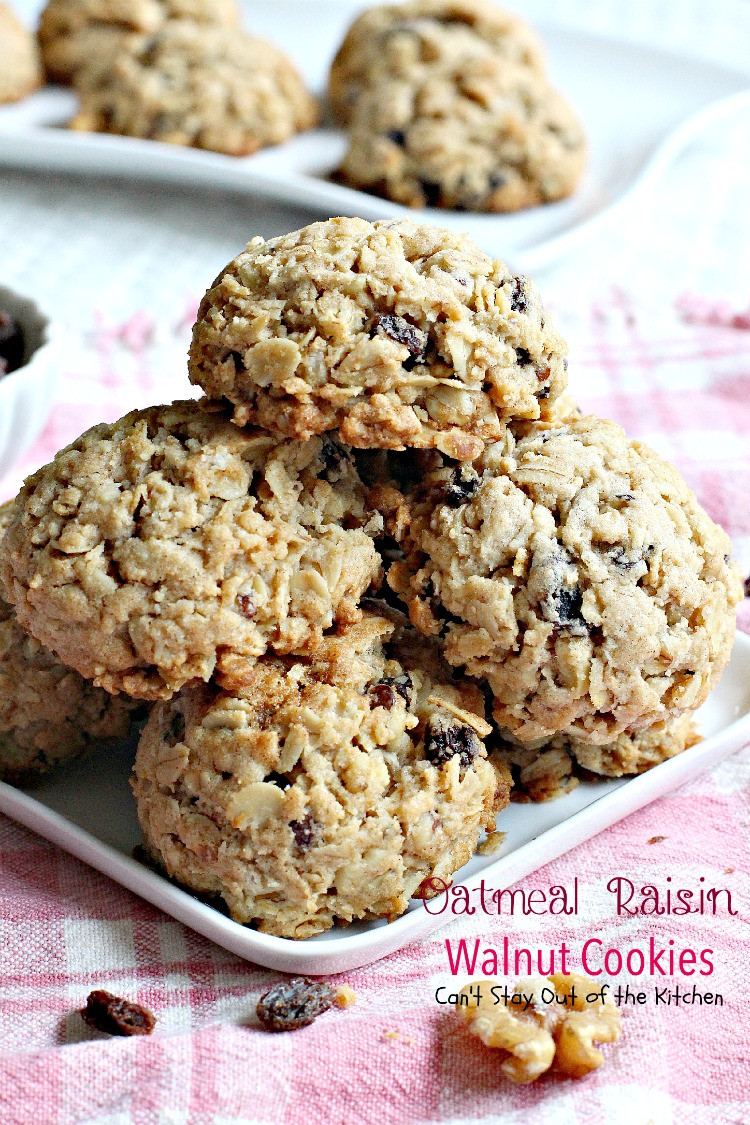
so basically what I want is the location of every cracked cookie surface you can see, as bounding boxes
[39,0,239,84]
[0,505,138,782]
[387,415,741,744]
[336,34,585,212]
[70,21,317,155]
[188,217,568,460]
[494,713,701,802]
[0,402,382,701]
[329,0,545,125]
[132,613,502,938]
[0,3,42,104]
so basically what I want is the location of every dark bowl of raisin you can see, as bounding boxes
[0,284,59,481]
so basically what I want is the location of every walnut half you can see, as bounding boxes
[457,974,622,1084]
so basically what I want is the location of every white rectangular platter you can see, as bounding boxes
[1,631,749,976]
[2,2,750,271]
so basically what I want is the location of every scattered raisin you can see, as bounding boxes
[553,586,587,630]
[369,674,412,709]
[371,315,428,367]
[488,172,507,190]
[387,129,406,145]
[237,592,257,619]
[538,385,550,400]
[444,468,479,507]
[609,547,639,570]
[289,814,317,852]
[744,575,750,599]
[0,311,24,377]
[319,437,346,478]
[515,347,532,366]
[509,277,528,313]
[424,717,482,769]
[81,990,156,1037]
[563,357,569,371]
[256,978,335,1032]
[419,181,442,207]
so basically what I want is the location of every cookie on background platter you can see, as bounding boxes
[38,0,240,85]
[0,3,43,104]
[385,414,742,746]
[69,21,318,156]
[188,217,568,461]
[329,0,546,125]
[0,504,139,783]
[132,613,506,939]
[0,401,382,701]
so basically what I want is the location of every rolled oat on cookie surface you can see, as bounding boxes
[132,613,502,938]
[188,217,568,460]
[0,401,382,701]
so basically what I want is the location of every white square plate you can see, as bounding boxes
[2,2,749,271]
[1,631,748,975]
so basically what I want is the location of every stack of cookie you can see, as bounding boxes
[0,217,741,939]
[37,0,318,156]
[331,0,587,212]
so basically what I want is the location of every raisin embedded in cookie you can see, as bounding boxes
[0,402,382,700]
[132,613,503,938]
[0,505,138,783]
[188,217,568,461]
[388,414,742,744]
[493,713,701,802]
[69,21,318,156]
[337,56,586,212]
[0,3,42,104]
[38,0,239,85]
[329,0,545,125]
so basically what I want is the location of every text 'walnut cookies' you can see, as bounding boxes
[0,3,42,105]
[329,0,545,125]
[70,22,318,156]
[38,0,239,85]
[132,613,503,938]
[457,974,622,1083]
[188,217,567,460]
[387,415,742,745]
[0,402,382,700]
[0,504,138,783]
[335,27,585,212]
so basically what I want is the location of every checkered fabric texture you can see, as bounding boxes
[1,1,750,1122]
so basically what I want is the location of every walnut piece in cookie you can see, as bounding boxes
[131,613,501,938]
[457,973,621,1083]
[81,990,156,1036]
[0,3,42,104]
[329,0,545,125]
[188,217,568,460]
[256,978,335,1031]
[337,50,586,212]
[0,401,382,700]
[70,21,318,156]
[390,415,742,744]
[0,504,139,783]
[38,0,239,85]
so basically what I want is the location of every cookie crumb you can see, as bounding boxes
[81,990,156,1037]
[647,835,667,845]
[333,985,357,1009]
[477,830,507,857]
[724,867,734,874]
